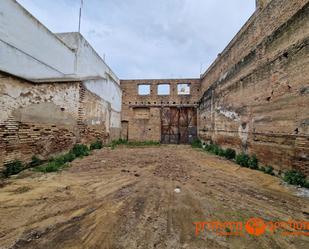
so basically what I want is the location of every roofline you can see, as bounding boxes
[12,0,75,53]
[120,78,200,82]
[56,32,119,83]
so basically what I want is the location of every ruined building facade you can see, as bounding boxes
[198,0,309,174]
[120,0,309,175]
[0,0,308,175]
[0,0,121,169]
[121,79,201,143]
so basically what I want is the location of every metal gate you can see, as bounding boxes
[161,107,197,144]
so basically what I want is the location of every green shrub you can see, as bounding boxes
[265,165,275,175]
[304,181,309,189]
[212,144,220,155]
[90,140,103,150]
[3,160,23,177]
[34,161,68,173]
[236,153,250,167]
[63,152,76,162]
[248,155,259,170]
[71,144,89,157]
[204,144,219,154]
[259,166,266,172]
[191,139,202,148]
[29,156,43,167]
[224,148,236,160]
[205,144,217,154]
[283,170,307,187]
[44,152,75,167]
[204,144,210,152]
[54,155,66,165]
[33,151,76,174]
[218,148,226,157]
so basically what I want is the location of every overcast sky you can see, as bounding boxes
[17,0,255,79]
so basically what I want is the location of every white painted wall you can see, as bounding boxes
[56,33,118,82]
[84,79,122,113]
[0,0,122,129]
[0,1,119,85]
[0,0,75,80]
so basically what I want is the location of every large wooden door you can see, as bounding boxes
[161,107,179,144]
[160,107,197,144]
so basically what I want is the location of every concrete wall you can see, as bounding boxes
[56,33,119,84]
[0,0,75,81]
[0,2,120,85]
[198,0,309,174]
[121,79,201,142]
[0,1,122,169]
[0,72,119,169]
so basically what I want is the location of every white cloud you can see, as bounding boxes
[17,0,255,79]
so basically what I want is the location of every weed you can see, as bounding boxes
[191,139,202,148]
[90,140,103,150]
[127,141,160,147]
[29,156,44,167]
[54,155,66,165]
[265,165,275,176]
[236,153,250,167]
[71,144,90,157]
[283,170,307,187]
[63,152,76,162]
[205,144,220,155]
[109,139,160,149]
[248,155,259,170]
[3,160,23,177]
[34,161,68,173]
[218,148,226,157]
[224,148,236,160]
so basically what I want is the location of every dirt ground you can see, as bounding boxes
[0,145,308,249]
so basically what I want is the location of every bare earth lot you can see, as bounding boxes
[0,145,308,249]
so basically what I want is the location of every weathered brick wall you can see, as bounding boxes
[199,0,309,174]
[0,72,111,170]
[77,84,109,144]
[121,79,201,141]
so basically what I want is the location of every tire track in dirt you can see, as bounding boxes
[0,145,308,249]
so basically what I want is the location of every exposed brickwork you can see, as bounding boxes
[77,83,109,144]
[0,73,111,170]
[120,79,201,142]
[198,0,309,174]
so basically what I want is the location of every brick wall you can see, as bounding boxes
[120,79,201,142]
[198,0,309,174]
[0,72,112,170]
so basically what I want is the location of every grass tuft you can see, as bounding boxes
[236,153,250,167]
[283,170,307,187]
[71,144,90,157]
[109,139,160,149]
[34,161,69,173]
[3,160,23,177]
[191,139,203,148]
[90,140,103,150]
